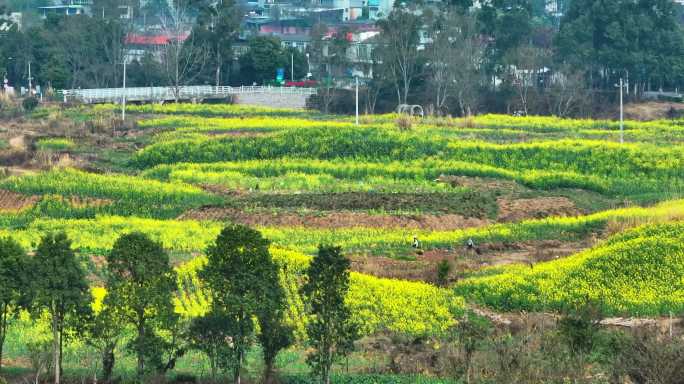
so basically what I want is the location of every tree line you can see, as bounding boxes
[0,226,358,384]
[351,0,684,116]
[0,0,682,116]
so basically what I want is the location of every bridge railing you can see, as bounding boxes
[59,85,317,104]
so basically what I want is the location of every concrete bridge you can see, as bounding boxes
[59,85,316,109]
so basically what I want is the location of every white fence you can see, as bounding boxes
[59,85,317,104]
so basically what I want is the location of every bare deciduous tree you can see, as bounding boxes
[615,328,684,384]
[545,66,589,117]
[160,2,209,102]
[377,7,422,107]
[426,12,484,116]
[504,45,550,116]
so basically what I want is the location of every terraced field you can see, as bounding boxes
[2,103,684,381]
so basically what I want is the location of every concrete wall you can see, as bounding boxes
[233,92,310,109]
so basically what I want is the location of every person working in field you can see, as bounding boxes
[412,236,424,256]
[467,238,474,250]
[466,238,481,255]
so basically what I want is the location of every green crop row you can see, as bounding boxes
[105,103,326,118]
[139,115,366,133]
[455,222,684,317]
[140,114,684,145]
[0,168,221,218]
[174,248,464,338]
[35,137,76,152]
[0,199,680,258]
[142,158,610,195]
[131,126,684,198]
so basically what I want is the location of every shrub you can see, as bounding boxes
[22,97,39,112]
[35,138,75,152]
[436,259,451,287]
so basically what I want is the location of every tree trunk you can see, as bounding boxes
[210,348,217,382]
[322,341,332,384]
[102,341,116,382]
[215,52,222,87]
[59,326,64,380]
[234,309,243,384]
[234,350,242,384]
[52,302,61,384]
[137,312,145,380]
[465,350,473,384]
[263,359,274,384]
[174,54,181,103]
[0,303,6,373]
[323,359,330,384]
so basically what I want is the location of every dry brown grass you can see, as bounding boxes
[395,115,413,131]
[625,101,684,121]
[460,115,476,129]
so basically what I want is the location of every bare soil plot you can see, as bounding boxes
[179,207,490,231]
[0,189,39,212]
[497,196,581,222]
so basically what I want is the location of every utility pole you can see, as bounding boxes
[355,76,359,126]
[27,61,32,95]
[614,77,626,144]
[122,59,127,121]
[619,77,624,144]
[291,52,294,82]
[306,53,311,79]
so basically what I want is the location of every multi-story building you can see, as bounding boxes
[0,12,21,31]
[240,16,315,52]
[38,0,91,18]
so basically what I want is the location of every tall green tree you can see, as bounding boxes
[31,232,90,384]
[186,310,235,381]
[104,232,177,380]
[191,0,242,86]
[199,225,282,384]
[238,36,287,85]
[82,292,124,382]
[257,260,293,384]
[377,7,422,106]
[556,0,684,91]
[302,245,358,384]
[477,0,534,73]
[0,237,28,373]
[425,9,484,115]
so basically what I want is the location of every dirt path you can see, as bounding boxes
[471,305,684,335]
[349,240,589,283]
[8,135,25,150]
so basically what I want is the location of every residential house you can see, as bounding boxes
[125,31,189,62]
[38,0,92,18]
